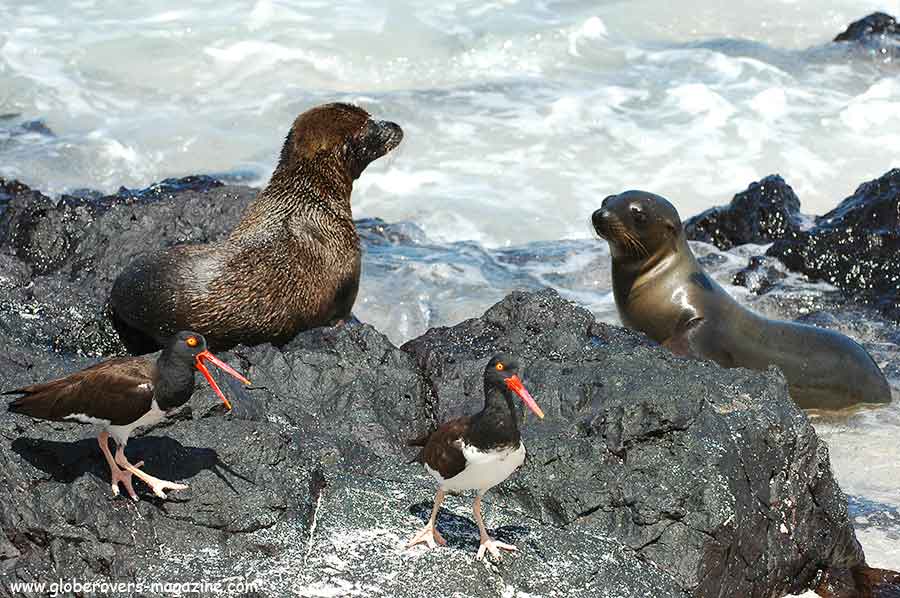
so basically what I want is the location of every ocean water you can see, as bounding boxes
[2,0,900,587]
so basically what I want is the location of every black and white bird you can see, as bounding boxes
[5,331,250,500]
[407,354,544,559]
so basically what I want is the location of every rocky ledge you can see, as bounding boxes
[0,176,887,597]
[0,289,870,597]
[685,169,900,323]
[831,12,900,62]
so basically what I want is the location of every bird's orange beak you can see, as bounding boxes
[505,375,544,419]
[194,350,251,411]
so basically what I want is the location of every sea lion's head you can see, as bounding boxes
[279,102,403,181]
[592,190,683,262]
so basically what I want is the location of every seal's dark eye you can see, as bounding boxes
[631,205,647,224]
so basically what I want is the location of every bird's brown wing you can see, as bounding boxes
[6,357,156,425]
[411,416,471,480]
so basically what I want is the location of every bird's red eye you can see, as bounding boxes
[496,363,505,371]
[186,336,198,348]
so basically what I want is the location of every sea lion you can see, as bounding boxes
[592,190,892,410]
[110,103,403,353]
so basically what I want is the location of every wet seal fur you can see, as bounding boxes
[592,190,892,410]
[110,103,403,353]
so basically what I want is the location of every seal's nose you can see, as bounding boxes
[375,120,404,149]
[591,208,609,233]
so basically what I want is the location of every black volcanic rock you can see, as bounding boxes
[0,177,881,597]
[684,175,803,250]
[0,175,233,278]
[0,322,434,597]
[834,12,899,43]
[684,169,900,322]
[0,179,47,216]
[402,289,864,598]
[0,177,254,357]
[832,12,900,62]
[296,462,688,598]
[767,169,900,321]
[0,288,871,597]
[732,255,789,294]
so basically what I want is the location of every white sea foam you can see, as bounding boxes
[2,0,899,243]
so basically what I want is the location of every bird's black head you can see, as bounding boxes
[483,354,544,419]
[484,354,521,387]
[166,331,209,360]
[160,331,251,412]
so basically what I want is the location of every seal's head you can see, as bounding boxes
[278,102,403,181]
[592,190,683,262]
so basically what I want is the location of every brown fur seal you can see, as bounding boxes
[110,103,403,353]
[592,190,892,410]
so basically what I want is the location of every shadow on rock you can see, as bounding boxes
[11,435,252,498]
[408,499,529,551]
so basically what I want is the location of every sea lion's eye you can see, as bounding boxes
[186,336,198,348]
[496,362,505,371]
[631,205,647,224]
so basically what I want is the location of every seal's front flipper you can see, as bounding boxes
[670,317,740,369]
[663,333,692,357]
[663,317,705,358]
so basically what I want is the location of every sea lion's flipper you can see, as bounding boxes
[663,334,692,357]
[663,317,705,358]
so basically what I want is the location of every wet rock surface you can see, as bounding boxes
[0,289,869,598]
[767,169,900,322]
[403,289,865,598]
[0,177,880,597]
[0,177,252,356]
[835,12,900,43]
[833,12,900,61]
[0,178,461,357]
[687,169,900,323]
[684,174,803,251]
[732,255,789,295]
[0,322,430,598]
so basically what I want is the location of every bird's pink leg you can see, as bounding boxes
[407,488,448,549]
[113,443,187,499]
[97,432,140,501]
[473,494,517,560]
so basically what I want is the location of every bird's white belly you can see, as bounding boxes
[428,442,526,493]
[107,400,167,446]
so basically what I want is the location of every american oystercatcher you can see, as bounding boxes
[407,354,544,559]
[5,331,250,500]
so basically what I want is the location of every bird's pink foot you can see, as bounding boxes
[137,472,188,499]
[406,524,447,550]
[476,536,517,560]
[114,447,187,499]
[109,460,142,501]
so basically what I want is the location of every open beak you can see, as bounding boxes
[194,350,252,412]
[505,374,545,419]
